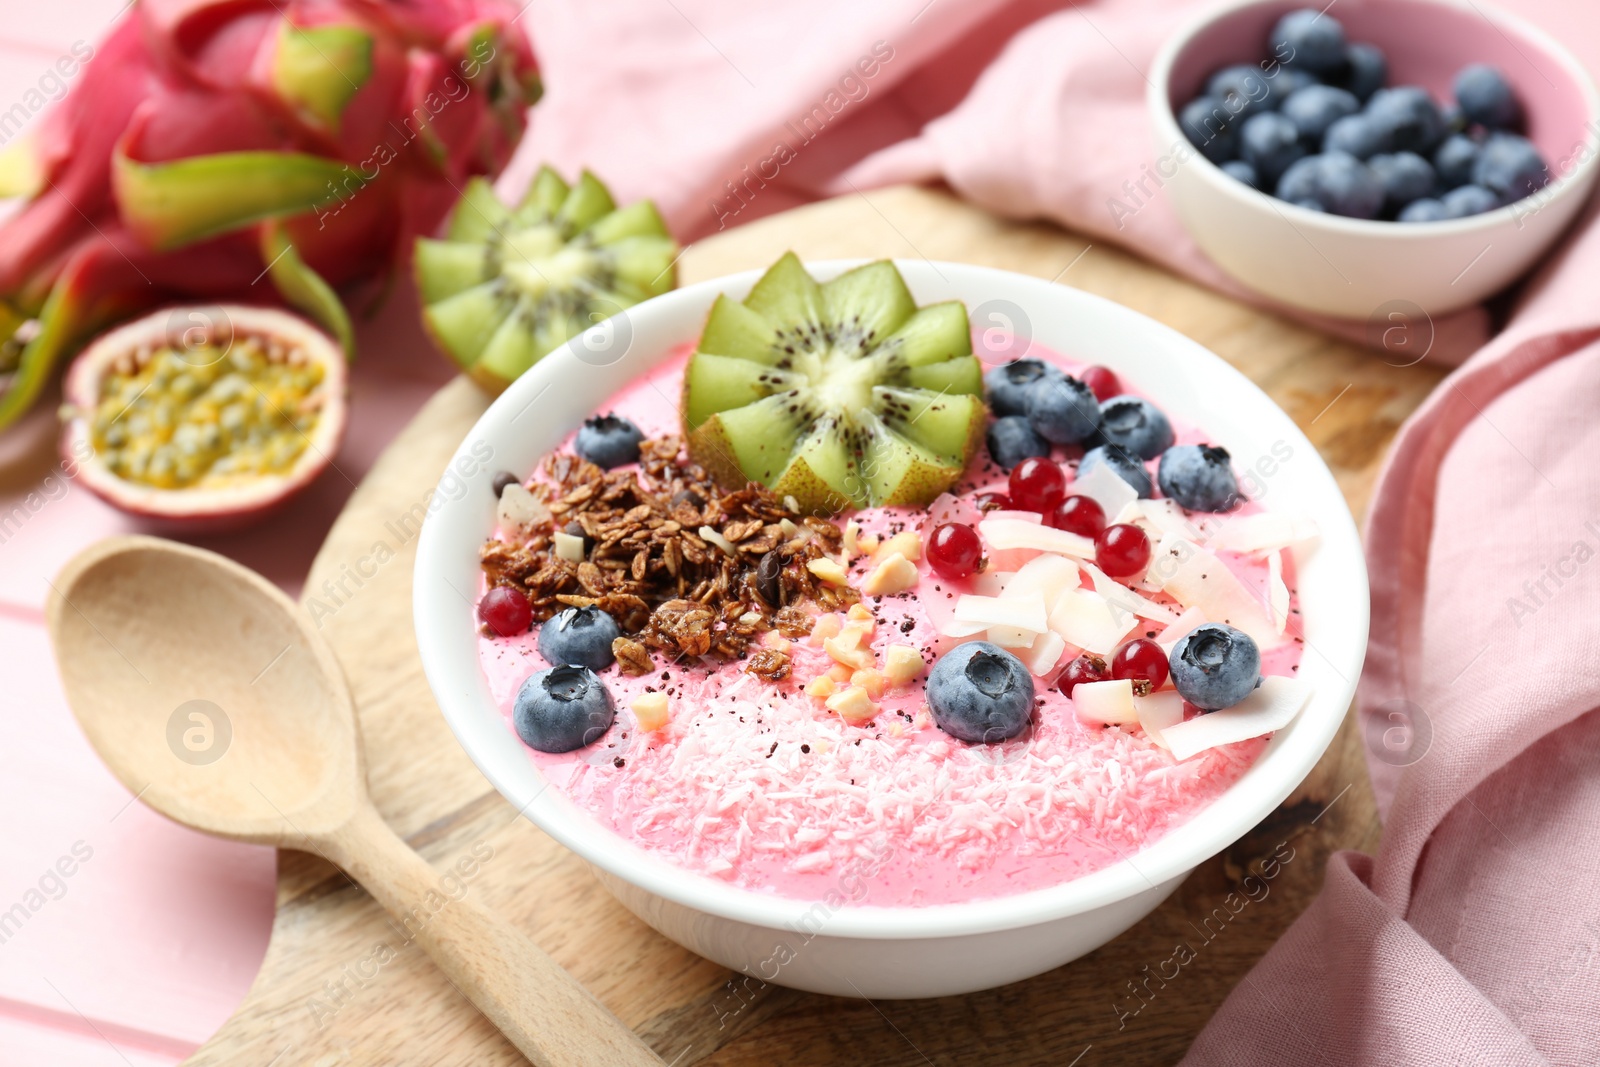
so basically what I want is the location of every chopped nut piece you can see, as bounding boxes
[826,662,855,684]
[862,551,918,596]
[851,668,887,700]
[631,692,670,732]
[874,530,922,564]
[806,557,849,586]
[857,533,880,554]
[806,676,838,699]
[825,684,878,724]
[760,630,792,652]
[809,613,843,645]
[842,520,862,556]
[884,644,925,686]
[823,627,874,670]
[846,603,874,623]
[613,637,655,676]
[553,530,586,561]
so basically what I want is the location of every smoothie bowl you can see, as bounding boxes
[414,259,1367,998]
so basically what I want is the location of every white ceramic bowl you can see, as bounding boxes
[414,261,1368,998]
[1149,0,1600,319]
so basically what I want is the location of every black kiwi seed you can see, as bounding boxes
[491,470,522,497]
[756,550,783,606]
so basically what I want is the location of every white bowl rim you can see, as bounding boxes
[1147,0,1600,236]
[414,260,1369,941]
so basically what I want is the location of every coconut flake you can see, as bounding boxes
[979,518,1095,559]
[1001,554,1081,608]
[953,591,1048,633]
[700,525,738,556]
[1149,535,1277,646]
[1070,460,1139,518]
[987,625,1040,649]
[1133,691,1185,750]
[1080,561,1181,624]
[1073,678,1138,725]
[1048,587,1137,655]
[1021,630,1067,676]
[1161,676,1312,760]
[1268,550,1289,635]
[1208,512,1320,555]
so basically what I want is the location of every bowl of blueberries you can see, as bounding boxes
[1149,0,1600,319]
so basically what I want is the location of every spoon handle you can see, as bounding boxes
[323,801,662,1067]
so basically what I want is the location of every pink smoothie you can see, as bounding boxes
[478,343,1305,907]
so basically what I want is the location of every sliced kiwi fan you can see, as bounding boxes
[684,253,986,515]
[415,167,679,390]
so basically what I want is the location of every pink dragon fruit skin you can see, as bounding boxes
[0,0,540,430]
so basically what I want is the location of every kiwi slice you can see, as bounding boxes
[415,167,679,391]
[683,253,985,514]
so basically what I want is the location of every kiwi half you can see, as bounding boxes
[683,254,985,515]
[415,167,679,391]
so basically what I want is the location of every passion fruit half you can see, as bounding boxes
[60,305,348,530]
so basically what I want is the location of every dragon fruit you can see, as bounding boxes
[0,0,540,431]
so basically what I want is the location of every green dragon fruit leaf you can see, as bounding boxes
[0,282,84,431]
[271,22,374,134]
[114,149,366,251]
[260,222,355,358]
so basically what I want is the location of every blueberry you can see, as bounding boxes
[1274,68,1322,99]
[987,415,1050,471]
[1157,444,1241,512]
[984,358,1063,417]
[1441,184,1500,218]
[574,413,643,469]
[1454,64,1521,130]
[1367,152,1436,212]
[1240,112,1308,187]
[1096,396,1174,460]
[1269,9,1347,74]
[1281,84,1360,144]
[1397,197,1449,223]
[1331,42,1386,102]
[1221,159,1260,189]
[1365,87,1446,156]
[1433,133,1481,189]
[1440,102,1467,135]
[1472,132,1548,205]
[926,641,1034,743]
[1323,113,1389,159]
[538,606,621,670]
[1079,444,1152,498]
[1206,65,1275,121]
[1274,152,1384,219]
[513,665,616,752]
[1181,96,1240,163]
[1169,624,1261,711]
[1025,374,1100,445]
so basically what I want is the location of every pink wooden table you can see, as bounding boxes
[0,8,455,1059]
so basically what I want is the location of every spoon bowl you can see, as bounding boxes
[47,535,661,1067]
[50,536,360,841]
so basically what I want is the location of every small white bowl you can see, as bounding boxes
[1149,0,1600,319]
[414,262,1368,998]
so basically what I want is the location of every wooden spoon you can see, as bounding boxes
[46,535,661,1067]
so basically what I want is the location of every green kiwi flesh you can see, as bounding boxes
[684,253,985,514]
[416,167,679,391]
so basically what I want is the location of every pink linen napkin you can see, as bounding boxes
[506,0,1497,363]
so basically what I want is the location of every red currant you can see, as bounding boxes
[1008,456,1066,513]
[975,491,1013,512]
[928,522,983,580]
[1095,523,1151,578]
[1048,494,1106,537]
[1080,365,1121,401]
[479,585,532,637]
[1059,654,1109,697]
[1111,638,1169,695]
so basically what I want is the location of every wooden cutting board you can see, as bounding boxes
[187,185,1443,1066]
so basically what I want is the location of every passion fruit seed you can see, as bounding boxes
[89,336,325,490]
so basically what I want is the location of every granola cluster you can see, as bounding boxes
[481,435,858,672]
